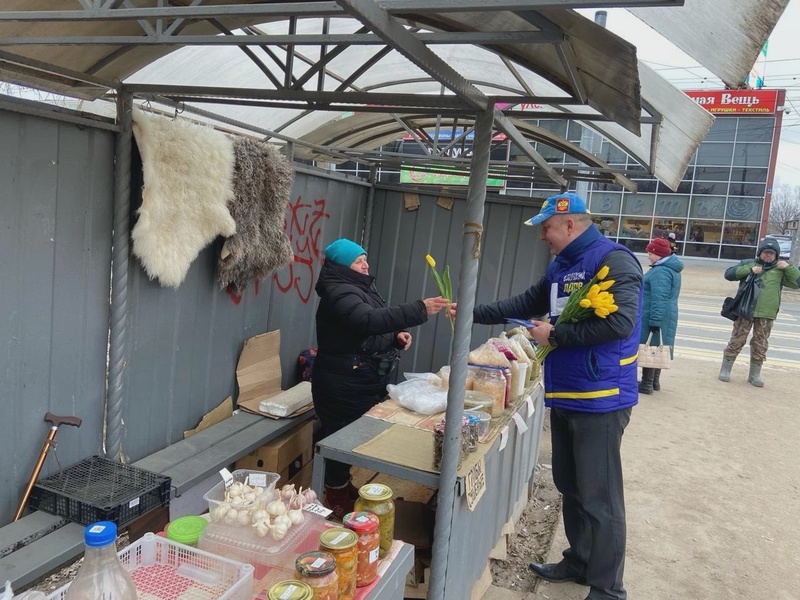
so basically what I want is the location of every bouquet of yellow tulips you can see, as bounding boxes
[536,264,618,362]
[425,254,454,333]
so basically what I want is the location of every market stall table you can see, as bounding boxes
[311,380,545,600]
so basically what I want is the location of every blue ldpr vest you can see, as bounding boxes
[543,236,642,413]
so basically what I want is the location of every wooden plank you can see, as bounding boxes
[132,411,264,474]
[0,522,85,590]
[0,512,66,559]
[157,412,315,495]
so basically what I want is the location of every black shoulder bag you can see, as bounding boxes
[721,273,759,321]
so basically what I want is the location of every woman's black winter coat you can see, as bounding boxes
[312,260,428,430]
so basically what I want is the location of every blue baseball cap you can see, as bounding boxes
[524,192,590,226]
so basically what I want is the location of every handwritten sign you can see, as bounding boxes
[465,457,487,511]
[303,502,333,518]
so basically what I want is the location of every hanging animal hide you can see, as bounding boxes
[131,109,236,287]
[217,137,294,295]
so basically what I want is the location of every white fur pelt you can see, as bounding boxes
[131,109,236,287]
[217,137,294,295]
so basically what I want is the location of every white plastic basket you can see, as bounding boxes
[46,533,254,600]
[204,469,280,528]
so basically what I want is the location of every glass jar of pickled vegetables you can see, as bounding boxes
[267,580,314,600]
[294,551,338,600]
[353,483,395,558]
[318,527,358,600]
[342,511,380,586]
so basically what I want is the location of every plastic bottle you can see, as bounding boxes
[65,521,137,600]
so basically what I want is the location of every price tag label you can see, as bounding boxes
[128,497,140,509]
[512,412,529,434]
[247,472,267,487]
[499,426,509,451]
[303,502,333,518]
[524,394,534,419]
[219,467,233,488]
[465,457,487,511]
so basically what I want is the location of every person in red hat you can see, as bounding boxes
[638,238,683,394]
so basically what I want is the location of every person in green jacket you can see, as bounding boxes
[719,236,800,386]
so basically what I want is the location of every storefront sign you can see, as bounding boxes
[465,456,487,511]
[400,167,504,187]
[684,89,779,115]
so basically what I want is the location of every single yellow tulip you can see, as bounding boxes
[580,298,592,308]
[597,265,610,280]
[599,279,615,291]
[426,254,436,268]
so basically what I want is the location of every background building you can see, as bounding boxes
[336,88,786,261]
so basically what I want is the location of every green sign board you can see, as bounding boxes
[400,167,504,187]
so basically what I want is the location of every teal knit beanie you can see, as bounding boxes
[324,238,367,267]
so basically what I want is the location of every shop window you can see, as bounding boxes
[684,243,720,258]
[619,216,652,239]
[690,196,726,219]
[722,221,759,246]
[696,143,734,166]
[725,197,762,221]
[720,245,758,260]
[587,192,622,215]
[593,215,618,238]
[735,117,775,143]
[704,117,737,142]
[694,166,731,181]
[728,182,766,198]
[693,181,729,195]
[730,167,767,183]
[655,195,690,219]
[618,238,650,253]
[687,219,722,246]
[622,193,655,216]
[733,143,771,167]
[632,179,657,193]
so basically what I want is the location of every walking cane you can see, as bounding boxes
[14,411,82,521]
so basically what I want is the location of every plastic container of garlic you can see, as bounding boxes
[204,469,281,528]
[198,512,327,573]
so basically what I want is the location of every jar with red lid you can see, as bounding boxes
[294,551,338,600]
[342,511,381,587]
[353,483,395,558]
[319,527,358,600]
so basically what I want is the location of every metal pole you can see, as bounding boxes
[362,165,378,251]
[428,106,494,600]
[106,90,133,462]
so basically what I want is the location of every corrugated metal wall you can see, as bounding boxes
[367,186,550,376]
[120,165,369,463]
[0,103,370,524]
[0,110,115,521]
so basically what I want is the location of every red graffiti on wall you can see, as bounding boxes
[273,195,330,303]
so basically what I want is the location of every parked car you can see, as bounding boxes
[771,235,792,260]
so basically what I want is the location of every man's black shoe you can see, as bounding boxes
[528,561,587,585]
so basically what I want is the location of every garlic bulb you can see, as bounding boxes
[266,499,287,517]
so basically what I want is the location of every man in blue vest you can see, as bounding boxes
[473,192,643,600]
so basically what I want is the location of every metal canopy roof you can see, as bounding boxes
[0,0,784,191]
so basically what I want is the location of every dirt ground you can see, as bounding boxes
[487,260,800,600]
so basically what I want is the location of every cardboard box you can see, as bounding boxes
[236,419,314,484]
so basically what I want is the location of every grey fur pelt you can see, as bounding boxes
[217,138,294,295]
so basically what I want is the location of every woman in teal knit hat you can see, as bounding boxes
[313,238,449,517]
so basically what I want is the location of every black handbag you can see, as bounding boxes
[721,273,759,321]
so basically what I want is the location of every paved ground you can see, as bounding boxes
[487,258,800,600]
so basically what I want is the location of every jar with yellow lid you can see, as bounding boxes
[294,551,338,600]
[267,580,313,600]
[353,483,395,558]
[319,527,358,600]
[342,511,380,586]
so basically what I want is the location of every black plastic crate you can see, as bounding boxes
[29,456,171,528]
